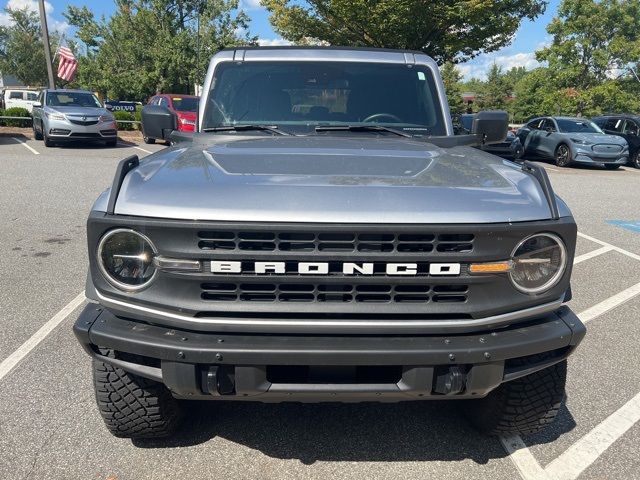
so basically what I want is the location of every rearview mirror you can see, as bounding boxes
[471,111,509,144]
[141,105,177,140]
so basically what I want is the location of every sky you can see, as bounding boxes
[1,0,560,80]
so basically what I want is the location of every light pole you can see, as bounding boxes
[38,0,55,89]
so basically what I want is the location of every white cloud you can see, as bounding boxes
[240,0,264,10]
[459,51,543,80]
[0,0,68,32]
[257,37,293,46]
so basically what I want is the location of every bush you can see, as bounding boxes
[113,110,135,131]
[134,105,142,130]
[1,107,31,127]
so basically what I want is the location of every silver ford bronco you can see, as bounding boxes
[74,47,585,439]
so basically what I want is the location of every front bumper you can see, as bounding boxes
[74,303,585,402]
[573,145,628,164]
[47,118,117,140]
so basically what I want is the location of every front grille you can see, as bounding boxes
[68,118,99,126]
[592,144,622,154]
[198,231,474,254]
[201,282,468,303]
[70,132,101,138]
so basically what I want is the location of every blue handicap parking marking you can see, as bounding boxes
[607,220,640,233]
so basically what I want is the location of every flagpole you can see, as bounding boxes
[38,0,56,89]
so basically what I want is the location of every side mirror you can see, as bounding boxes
[141,105,177,140]
[545,126,555,133]
[472,110,509,144]
[33,102,42,108]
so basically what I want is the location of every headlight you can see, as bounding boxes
[97,229,157,291]
[570,138,592,145]
[99,114,115,123]
[45,112,65,121]
[509,233,567,294]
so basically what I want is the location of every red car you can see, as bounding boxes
[143,93,199,144]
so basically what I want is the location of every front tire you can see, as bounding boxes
[43,122,54,147]
[143,135,155,144]
[555,144,571,167]
[93,350,183,439]
[105,138,118,147]
[465,356,567,435]
[631,151,640,169]
[33,120,43,140]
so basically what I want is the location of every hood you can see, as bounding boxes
[112,135,557,223]
[565,132,627,144]
[47,105,109,116]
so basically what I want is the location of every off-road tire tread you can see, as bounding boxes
[92,350,182,438]
[465,355,567,436]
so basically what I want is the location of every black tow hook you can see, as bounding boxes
[205,365,236,396]
[433,366,466,395]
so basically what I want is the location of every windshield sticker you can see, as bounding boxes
[417,71,426,81]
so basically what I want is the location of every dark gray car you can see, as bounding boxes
[518,116,629,169]
[73,47,584,440]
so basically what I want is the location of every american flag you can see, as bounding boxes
[57,46,78,82]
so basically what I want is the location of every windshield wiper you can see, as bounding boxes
[314,124,412,138]
[202,124,290,136]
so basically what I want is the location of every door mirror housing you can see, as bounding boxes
[545,126,555,133]
[141,105,177,140]
[471,110,509,144]
[33,102,42,108]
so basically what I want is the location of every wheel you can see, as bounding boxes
[33,120,43,140]
[43,123,54,147]
[143,135,155,144]
[554,144,571,167]
[105,138,118,147]
[93,349,183,439]
[604,164,620,170]
[464,355,567,435]
[631,151,640,169]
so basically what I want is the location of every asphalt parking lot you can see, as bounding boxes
[1,133,639,480]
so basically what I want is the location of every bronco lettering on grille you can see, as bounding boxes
[210,261,461,276]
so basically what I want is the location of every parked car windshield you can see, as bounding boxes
[204,61,447,135]
[556,119,603,134]
[172,96,198,112]
[46,91,102,108]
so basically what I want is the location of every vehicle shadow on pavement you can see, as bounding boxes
[133,400,576,464]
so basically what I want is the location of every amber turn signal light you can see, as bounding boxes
[469,261,512,274]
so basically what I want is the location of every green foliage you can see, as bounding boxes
[1,106,31,127]
[0,7,61,86]
[440,62,465,115]
[475,64,509,111]
[64,1,257,101]
[262,0,547,63]
[113,110,136,131]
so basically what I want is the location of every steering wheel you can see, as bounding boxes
[362,113,402,123]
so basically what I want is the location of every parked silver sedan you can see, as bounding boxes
[32,89,118,147]
[518,116,629,169]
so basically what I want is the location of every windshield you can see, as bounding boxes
[172,96,198,112]
[47,91,102,108]
[557,119,603,134]
[204,61,447,135]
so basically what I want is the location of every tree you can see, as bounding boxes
[262,0,547,63]
[537,0,640,89]
[440,62,465,115]
[64,0,256,100]
[0,7,60,86]
[475,63,508,111]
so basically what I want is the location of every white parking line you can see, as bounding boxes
[132,145,153,154]
[0,293,85,382]
[500,435,550,480]
[578,281,640,324]
[11,136,40,155]
[545,391,640,480]
[573,245,613,265]
[578,232,640,262]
